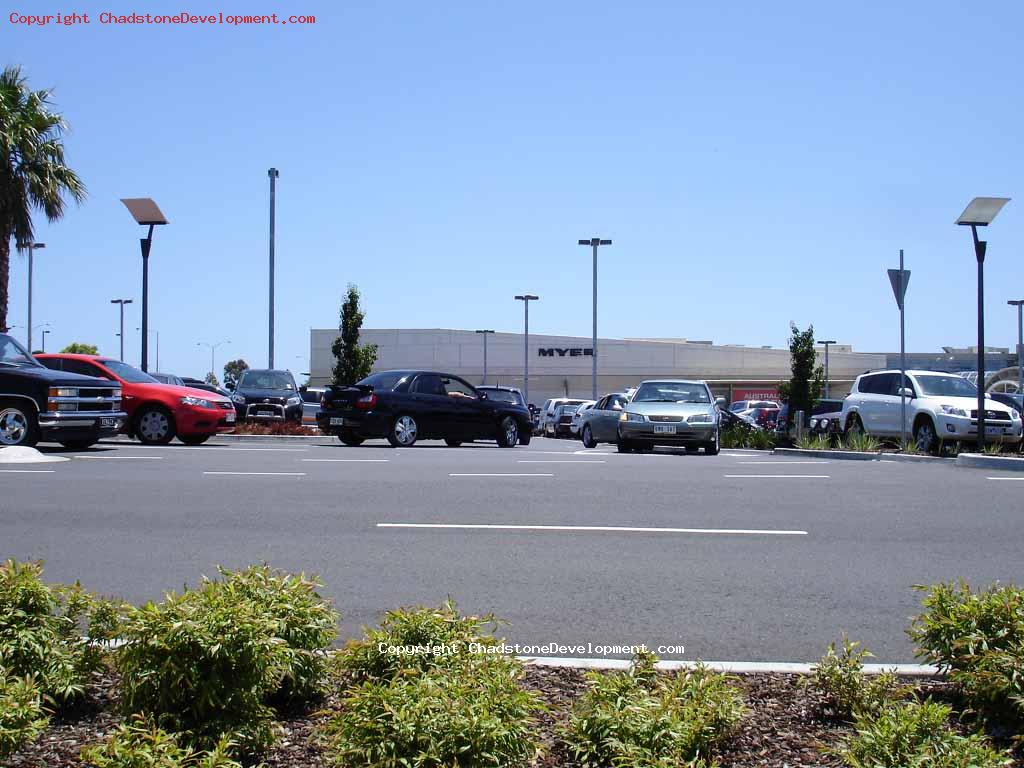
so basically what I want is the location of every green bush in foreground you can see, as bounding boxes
[810,637,906,720]
[337,599,497,683]
[0,559,105,705]
[322,654,545,768]
[0,668,48,759]
[838,701,1010,768]
[909,581,1024,727]
[80,718,241,768]
[116,565,337,754]
[565,651,745,768]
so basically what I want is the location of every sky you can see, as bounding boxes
[4,0,1023,379]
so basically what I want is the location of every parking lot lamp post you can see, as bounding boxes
[1009,300,1024,397]
[120,198,168,372]
[268,168,279,368]
[41,329,50,353]
[16,241,44,352]
[514,295,538,405]
[110,299,133,361]
[957,197,1011,449]
[197,340,230,381]
[819,340,836,399]
[475,330,494,385]
[579,238,612,400]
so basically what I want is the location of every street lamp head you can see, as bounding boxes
[599,239,612,245]
[956,197,1010,227]
[268,168,279,178]
[1008,300,1024,307]
[578,238,613,246]
[475,329,495,334]
[120,198,168,226]
[820,339,837,345]
[514,294,539,301]
[16,241,45,250]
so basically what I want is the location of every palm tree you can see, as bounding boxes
[0,65,85,332]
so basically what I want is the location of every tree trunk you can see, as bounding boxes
[0,231,10,333]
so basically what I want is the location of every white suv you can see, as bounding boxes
[841,369,1022,451]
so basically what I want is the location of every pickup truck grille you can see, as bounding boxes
[47,386,122,414]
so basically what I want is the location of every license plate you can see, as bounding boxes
[100,417,117,428]
[258,410,273,416]
[225,412,236,423]
[653,424,677,434]
[330,417,345,426]
[986,426,1002,434]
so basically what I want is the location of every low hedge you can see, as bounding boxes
[80,718,242,768]
[0,668,48,759]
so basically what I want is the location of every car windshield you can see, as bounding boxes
[633,382,710,403]
[239,371,295,390]
[98,359,157,383]
[0,334,40,367]
[915,375,978,398]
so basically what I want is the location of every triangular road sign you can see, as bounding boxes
[888,269,910,310]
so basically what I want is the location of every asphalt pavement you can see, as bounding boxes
[2,436,1022,663]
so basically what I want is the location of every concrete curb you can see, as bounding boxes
[773,447,956,466]
[101,433,328,445]
[956,452,1024,472]
[520,656,940,676]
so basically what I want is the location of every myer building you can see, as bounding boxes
[309,328,886,405]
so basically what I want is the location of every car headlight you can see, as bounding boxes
[940,405,968,417]
[687,413,714,424]
[231,394,246,404]
[809,418,819,428]
[286,395,302,406]
[619,411,646,422]
[1013,409,1021,421]
[181,396,213,408]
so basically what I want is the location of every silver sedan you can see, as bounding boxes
[616,379,722,455]
[578,393,631,447]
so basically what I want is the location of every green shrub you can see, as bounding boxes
[337,599,496,683]
[810,637,905,720]
[0,558,106,704]
[565,651,745,767]
[909,581,1024,727]
[80,718,242,768]
[0,668,48,759]
[844,431,881,452]
[116,565,337,754]
[719,427,776,450]
[797,433,832,451]
[838,701,1009,768]
[322,654,545,768]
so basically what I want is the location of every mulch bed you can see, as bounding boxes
[6,666,1019,768]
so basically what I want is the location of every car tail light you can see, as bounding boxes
[320,394,327,407]
[355,393,377,410]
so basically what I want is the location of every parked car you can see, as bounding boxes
[730,399,780,414]
[180,377,232,399]
[617,379,722,454]
[0,333,126,449]
[775,398,845,443]
[747,406,780,430]
[569,400,596,436]
[578,392,631,447]
[550,401,588,438]
[229,369,303,423]
[540,398,586,437]
[37,353,235,445]
[317,370,532,447]
[718,407,760,433]
[299,386,325,425]
[149,372,185,386]
[841,369,1023,451]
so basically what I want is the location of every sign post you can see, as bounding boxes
[888,252,911,448]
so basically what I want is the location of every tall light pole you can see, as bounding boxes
[475,329,494,385]
[514,295,538,405]
[110,299,133,361]
[41,329,50,353]
[578,238,612,400]
[198,340,231,380]
[819,340,836,399]
[136,327,160,371]
[16,241,45,352]
[957,197,1010,449]
[268,168,279,368]
[1009,300,1024,398]
[121,198,168,372]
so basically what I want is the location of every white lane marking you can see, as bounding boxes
[378,523,807,536]
[203,471,306,476]
[73,455,163,460]
[987,476,1024,481]
[302,459,390,462]
[517,460,606,464]
[723,474,830,479]
[225,447,309,452]
[735,460,829,465]
[449,473,554,477]
[0,469,56,473]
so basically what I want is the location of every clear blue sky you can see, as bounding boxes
[5,0,1023,378]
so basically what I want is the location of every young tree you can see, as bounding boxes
[0,66,86,332]
[331,284,377,386]
[60,342,98,354]
[778,323,824,425]
[204,371,220,387]
[222,359,249,390]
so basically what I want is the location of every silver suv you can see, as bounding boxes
[841,369,1022,451]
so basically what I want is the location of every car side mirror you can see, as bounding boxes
[899,388,914,399]
[478,391,487,400]
[715,396,726,407]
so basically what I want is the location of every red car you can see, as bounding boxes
[36,354,236,445]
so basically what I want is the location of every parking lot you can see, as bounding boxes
[2,436,1022,663]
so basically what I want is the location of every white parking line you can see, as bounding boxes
[302,459,390,462]
[0,469,55,473]
[203,471,306,476]
[378,523,807,536]
[225,448,309,452]
[987,476,1024,481]
[517,460,606,464]
[449,473,554,477]
[735,461,829,465]
[73,455,163,460]
[723,474,830,479]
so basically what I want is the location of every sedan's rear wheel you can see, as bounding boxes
[0,402,39,447]
[581,424,597,449]
[387,414,418,447]
[497,416,519,448]
[135,406,175,445]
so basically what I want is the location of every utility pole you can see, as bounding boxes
[578,238,612,400]
[514,295,538,405]
[475,330,494,384]
[268,168,279,368]
[110,299,133,361]
[17,241,45,352]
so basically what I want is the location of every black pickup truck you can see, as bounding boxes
[317,370,533,448]
[0,333,126,449]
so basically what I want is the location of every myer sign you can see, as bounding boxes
[537,347,594,357]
